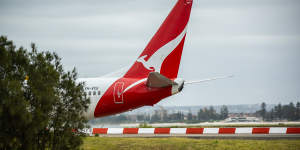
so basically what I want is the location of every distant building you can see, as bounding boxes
[225,117,261,122]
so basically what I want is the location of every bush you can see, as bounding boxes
[0,36,90,150]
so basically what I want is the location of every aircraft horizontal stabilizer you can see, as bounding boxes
[146,72,177,88]
[185,75,233,84]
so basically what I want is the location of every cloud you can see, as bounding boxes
[1,0,299,105]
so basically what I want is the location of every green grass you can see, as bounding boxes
[82,137,300,150]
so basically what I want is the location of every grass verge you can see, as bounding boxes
[82,137,300,150]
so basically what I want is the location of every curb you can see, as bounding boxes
[90,127,300,135]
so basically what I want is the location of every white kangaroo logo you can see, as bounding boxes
[136,27,187,73]
[136,55,155,71]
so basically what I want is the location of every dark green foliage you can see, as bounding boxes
[220,105,229,120]
[187,109,193,121]
[297,102,300,120]
[0,36,90,150]
[197,106,224,122]
[196,106,229,122]
[260,102,267,120]
[275,103,282,120]
[257,102,300,121]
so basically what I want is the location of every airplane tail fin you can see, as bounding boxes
[124,0,193,79]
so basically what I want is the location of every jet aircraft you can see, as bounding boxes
[78,0,231,120]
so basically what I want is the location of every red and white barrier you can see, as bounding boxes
[91,127,300,135]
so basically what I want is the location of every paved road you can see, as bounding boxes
[98,134,300,139]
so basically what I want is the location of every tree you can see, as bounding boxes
[151,110,160,122]
[197,107,218,122]
[260,102,267,120]
[286,102,296,121]
[197,108,208,121]
[208,106,217,120]
[187,109,193,121]
[0,36,90,150]
[174,111,184,121]
[297,102,300,120]
[267,108,275,121]
[0,36,31,149]
[274,103,282,120]
[137,114,145,121]
[220,105,229,120]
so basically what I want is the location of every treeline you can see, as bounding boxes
[197,106,229,122]
[257,102,300,121]
[150,105,228,122]
[89,114,128,124]
[91,105,229,124]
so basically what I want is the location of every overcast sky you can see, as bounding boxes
[1,0,300,106]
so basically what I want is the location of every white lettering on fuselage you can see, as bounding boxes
[84,86,101,97]
[84,87,99,91]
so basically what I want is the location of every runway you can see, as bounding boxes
[97,134,300,139]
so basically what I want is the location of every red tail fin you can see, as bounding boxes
[124,0,193,79]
